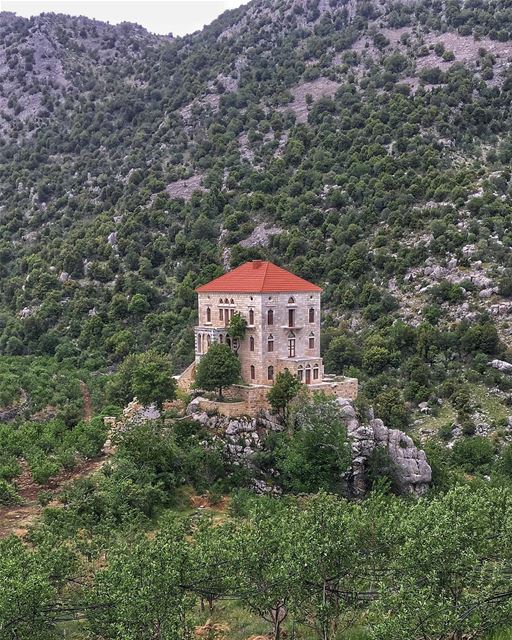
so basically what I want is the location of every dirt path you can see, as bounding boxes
[80,381,93,422]
[0,456,107,539]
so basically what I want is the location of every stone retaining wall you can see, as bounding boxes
[176,362,196,392]
[192,377,358,417]
[193,398,249,417]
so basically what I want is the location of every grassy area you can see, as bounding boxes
[413,383,510,440]
[488,631,512,640]
[413,402,457,437]
[470,384,509,424]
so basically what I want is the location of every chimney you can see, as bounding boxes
[252,260,263,269]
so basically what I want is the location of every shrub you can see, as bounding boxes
[0,479,20,506]
[452,437,494,474]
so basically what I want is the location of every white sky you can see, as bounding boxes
[1,0,248,36]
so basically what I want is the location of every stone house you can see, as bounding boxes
[181,260,357,406]
[195,260,324,386]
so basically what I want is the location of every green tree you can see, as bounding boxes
[107,350,176,407]
[227,312,247,354]
[268,370,303,423]
[277,396,350,493]
[373,486,512,640]
[86,521,189,639]
[194,343,241,400]
[0,536,71,640]
[362,345,391,374]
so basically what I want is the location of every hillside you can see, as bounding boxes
[1,0,512,436]
[5,3,512,639]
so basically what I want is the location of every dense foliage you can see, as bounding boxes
[1,0,512,417]
[2,2,512,637]
[5,480,512,640]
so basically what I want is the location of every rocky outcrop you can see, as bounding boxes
[336,399,431,497]
[0,389,29,423]
[489,359,512,373]
[187,397,432,498]
[187,401,283,494]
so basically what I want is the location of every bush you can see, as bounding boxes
[0,479,20,505]
[452,437,494,474]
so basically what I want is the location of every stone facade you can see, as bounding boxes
[178,260,359,408]
[195,290,323,386]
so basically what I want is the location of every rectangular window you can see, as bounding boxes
[288,309,295,327]
[309,337,315,349]
[219,308,224,321]
[288,339,296,358]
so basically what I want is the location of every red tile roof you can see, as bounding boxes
[195,261,322,293]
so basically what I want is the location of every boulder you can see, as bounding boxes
[489,359,512,373]
[479,287,497,298]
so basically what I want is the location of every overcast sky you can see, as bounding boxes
[2,0,248,36]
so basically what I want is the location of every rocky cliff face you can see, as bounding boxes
[336,399,432,497]
[187,397,432,497]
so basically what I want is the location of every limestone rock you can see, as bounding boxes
[345,414,432,497]
[489,359,512,373]
[185,398,431,498]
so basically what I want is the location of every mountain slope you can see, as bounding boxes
[1,0,512,433]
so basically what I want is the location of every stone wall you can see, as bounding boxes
[188,379,358,418]
[176,361,196,392]
[223,384,271,413]
[190,398,249,417]
[314,377,359,401]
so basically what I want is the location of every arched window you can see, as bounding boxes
[219,334,224,343]
[250,336,255,351]
[288,332,296,358]
[219,298,223,304]
[219,308,224,321]
[249,309,254,325]
[308,333,315,350]
[267,334,274,352]
[230,298,234,305]
[251,365,255,380]
[197,334,202,354]
[268,366,274,381]
[224,298,229,304]
[226,337,232,348]
[313,365,319,380]
[206,335,211,348]
[206,307,211,323]
[305,365,311,384]
[288,296,295,304]
[309,308,315,323]
[298,366,304,382]
[267,309,274,325]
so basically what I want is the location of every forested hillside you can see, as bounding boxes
[4,2,512,638]
[2,0,512,435]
